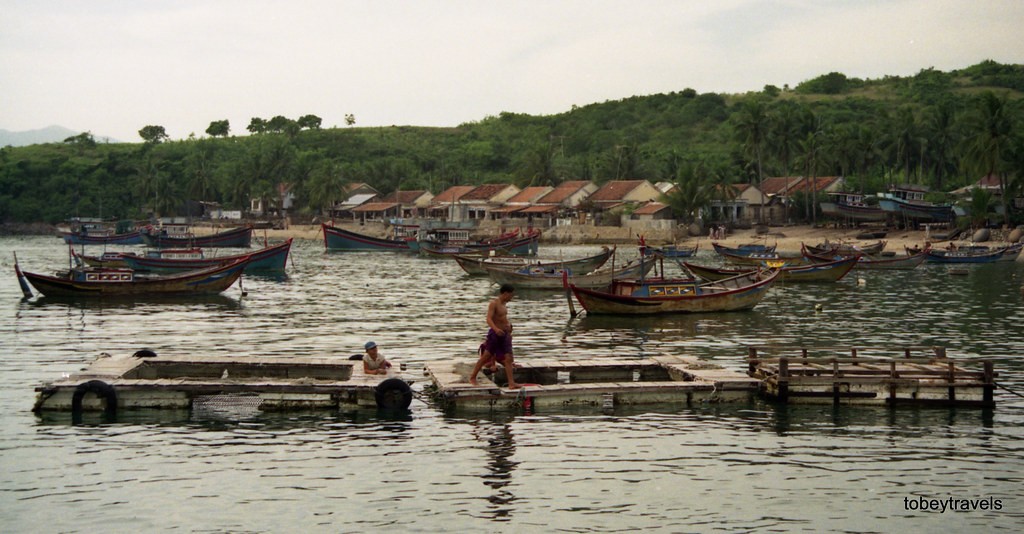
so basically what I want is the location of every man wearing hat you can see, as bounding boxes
[362,341,392,375]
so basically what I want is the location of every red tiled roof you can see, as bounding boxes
[431,185,476,204]
[461,183,514,201]
[759,177,802,195]
[488,206,526,214]
[507,186,552,203]
[632,202,670,215]
[380,190,428,203]
[536,180,592,204]
[589,180,648,202]
[519,205,559,213]
[787,176,839,193]
[352,202,399,212]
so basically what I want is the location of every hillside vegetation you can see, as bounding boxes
[1,60,1022,226]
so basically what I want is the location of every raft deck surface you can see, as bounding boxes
[746,346,996,407]
[426,354,759,409]
[34,352,407,412]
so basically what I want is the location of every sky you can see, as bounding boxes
[2,0,1023,142]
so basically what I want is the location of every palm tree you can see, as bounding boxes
[961,91,1017,225]
[661,161,713,224]
[305,160,346,216]
[796,129,824,224]
[737,98,770,221]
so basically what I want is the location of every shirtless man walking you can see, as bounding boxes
[469,284,519,389]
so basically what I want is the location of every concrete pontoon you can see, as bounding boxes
[426,354,760,410]
[33,351,414,414]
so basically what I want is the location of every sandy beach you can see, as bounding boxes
[244,222,944,255]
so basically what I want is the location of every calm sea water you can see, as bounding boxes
[1,235,1023,532]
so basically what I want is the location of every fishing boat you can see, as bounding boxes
[418,229,541,257]
[711,242,777,256]
[140,225,253,248]
[15,257,249,298]
[60,229,143,245]
[482,255,659,290]
[681,255,858,283]
[119,239,293,273]
[33,350,414,414]
[878,197,954,223]
[322,224,417,251]
[453,246,614,276]
[716,248,810,267]
[805,240,886,256]
[72,248,205,268]
[644,243,699,258]
[924,244,1019,264]
[819,192,887,222]
[802,245,928,270]
[568,269,780,315]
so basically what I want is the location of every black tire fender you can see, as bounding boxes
[375,378,412,410]
[71,380,118,415]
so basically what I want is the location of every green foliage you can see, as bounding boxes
[2,63,1024,225]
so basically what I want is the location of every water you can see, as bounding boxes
[2,236,1023,532]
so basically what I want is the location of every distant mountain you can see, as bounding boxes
[0,125,121,147]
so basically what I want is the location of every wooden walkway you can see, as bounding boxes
[746,346,996,407]
[426,354,759,410]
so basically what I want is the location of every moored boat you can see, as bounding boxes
[16,257,249,298]
[924,244,1018,263]
[60,229,143,245]
[805,240,886,256]
[712,242,777,256]
[120,239,292,273]
[568,269,780,315]
[482,255,659,290]
[141,225,253,248]
[453,246,614,276]
[682,255,857,282]
[803,245,928,270]
[322,224,417,251]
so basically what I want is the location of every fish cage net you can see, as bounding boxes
[191,393,264,419]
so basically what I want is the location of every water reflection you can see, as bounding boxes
[23,293,243,311]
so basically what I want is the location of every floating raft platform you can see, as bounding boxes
[33,352,414,414]
[426,354,760,410]
[747,346,996,407]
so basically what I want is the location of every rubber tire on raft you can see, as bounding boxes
[375,378,413,410]
[71,380,118,415]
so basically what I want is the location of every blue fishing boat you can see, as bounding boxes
[322,224,417,251]
[119,239,292,273]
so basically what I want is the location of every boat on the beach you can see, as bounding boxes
[119,239,293,273]
[681,255,858,283]
[141,225,253,248]
[453,246,613,276]
[482,255,659,290]
[15,257,249,298]
[32,350,414,415]
[568,269,780,315]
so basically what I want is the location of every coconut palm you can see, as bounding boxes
[961,91,1017,225]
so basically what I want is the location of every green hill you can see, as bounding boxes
[1,60,1022,225]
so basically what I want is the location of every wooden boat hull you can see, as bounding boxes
[805,240,886,256]
[820,202,887,222]
[718,249,810,267]
[454,246,613,276]
[322,224,415,251]
[683,256,857,282]
[60,230,143,245]
[20,259,247,297]
[419,231,541,257]
[712,242,777,256]
[484,258,657,289]
[570,270,779,315]
[879,198,954,222]
[121,239,292,273]
[925,247,1011,263]
[141,226,253,248]
[646,244,698,258]
[854,251,928,270]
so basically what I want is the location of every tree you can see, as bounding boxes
[661,160,714,223]
[733,98,771,222]
[138,125,169,144]
[297,114,322,130]
[205,120,230,138]
[247,117,268,134]
[305,160,346,215]
[961,91,1017,225]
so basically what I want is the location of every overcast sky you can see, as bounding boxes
[2,0,1022,142]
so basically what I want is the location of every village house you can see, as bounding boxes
[758,176,844,223]
[488,186,554,223]
[706,183,768,225]
[583,180,663,225]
